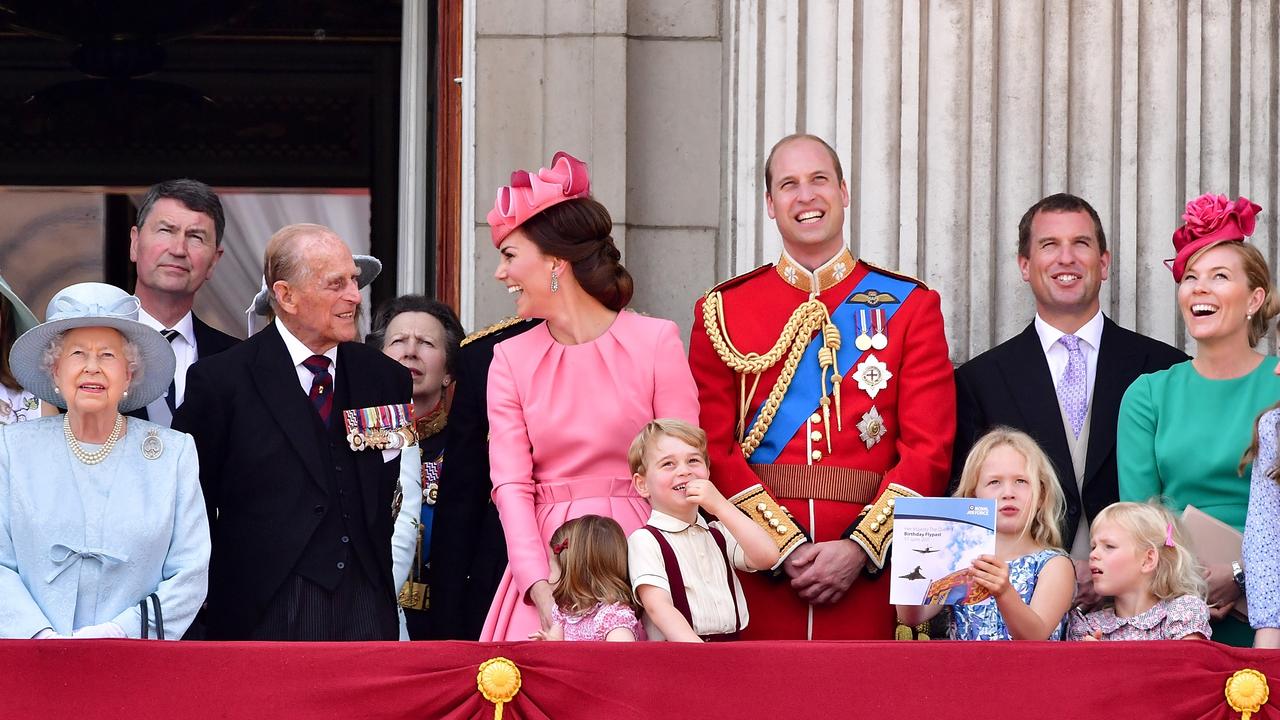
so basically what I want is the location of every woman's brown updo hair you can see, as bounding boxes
[519,197,633,312]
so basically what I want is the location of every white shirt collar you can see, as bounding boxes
[137,307,195,346]
[1034,309,1105,355]
[275,318,339,368]
[646,508,710,533]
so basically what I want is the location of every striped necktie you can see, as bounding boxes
[302,355,334,425]
[161,329,179,413]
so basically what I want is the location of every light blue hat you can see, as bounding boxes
[10,282,176,412]
[0,273,38,335]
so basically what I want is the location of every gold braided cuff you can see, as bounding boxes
[728,484,808,564]
[848,483,921,570]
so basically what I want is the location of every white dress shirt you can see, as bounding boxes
[1034,309,1104,399]
[138,308,196,425]
[275,319,340,395]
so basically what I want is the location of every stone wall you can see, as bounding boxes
[467,1,1280,360]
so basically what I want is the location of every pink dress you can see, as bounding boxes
[480,312,699,641]
[552,602,645,641]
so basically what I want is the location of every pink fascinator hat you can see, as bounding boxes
[487,151,590,246]
[1168,193,1263,281]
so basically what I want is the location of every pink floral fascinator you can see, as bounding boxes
[487,151,591,246]
[1168,193,1263,281]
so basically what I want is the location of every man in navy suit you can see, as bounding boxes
[129,179,238,426]
[174,224,411,640]
[952,194,1186,605]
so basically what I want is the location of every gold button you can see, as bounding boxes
[763,510,774,520]
[887,498,895,507]
[756,503,767,512]
[810,413,822,424]
[776,525,788,534]
[878,511,889,521]
[768,518,779,527]
[811,450,822,461]
[810,430,822,442]
[870,522,879,532]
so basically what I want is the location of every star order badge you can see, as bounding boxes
[854,353,893,399]
[857,406,887,449]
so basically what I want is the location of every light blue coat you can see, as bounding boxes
[0,416,210,638]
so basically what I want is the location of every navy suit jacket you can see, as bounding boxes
[952,316,1187,544]
[130,313,238,422]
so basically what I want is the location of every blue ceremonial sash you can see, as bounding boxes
[746,270,918,464]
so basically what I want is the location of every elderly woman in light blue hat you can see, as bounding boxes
[0,273,51,424]
[0,282,210,639]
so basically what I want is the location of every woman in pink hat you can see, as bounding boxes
[1117,193,1280,646]
[480,152,699,641]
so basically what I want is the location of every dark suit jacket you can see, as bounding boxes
[172,323,412,638]
[130,313,239,422]
[428,318,539,640]
[952,317,1187,543]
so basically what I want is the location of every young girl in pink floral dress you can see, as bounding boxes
[528,516,644,642]
[1069,502,1211,641]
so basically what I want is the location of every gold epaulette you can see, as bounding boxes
[460,316,524,347]
[703,263,774,297]
[861,260,929,289]
[849,483,921,569]
[728,483,807,563]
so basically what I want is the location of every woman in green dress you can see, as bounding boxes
[1118,193,1280,646]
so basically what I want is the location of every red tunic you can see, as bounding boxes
[688,249,955,639]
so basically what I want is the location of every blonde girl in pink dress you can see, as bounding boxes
[481,152,699,641]
[529,515,644,642]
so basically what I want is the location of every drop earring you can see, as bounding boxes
[550,270,560,293]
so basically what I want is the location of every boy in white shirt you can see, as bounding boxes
[626,419,781,641]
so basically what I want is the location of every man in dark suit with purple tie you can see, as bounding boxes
[952,194,1186,606]
[174,223,411,640]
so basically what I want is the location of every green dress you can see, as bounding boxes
[1117,355,1280,646]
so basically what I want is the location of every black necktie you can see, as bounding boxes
[161,329,179,413]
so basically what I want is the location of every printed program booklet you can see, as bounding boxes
[889,497,996,605]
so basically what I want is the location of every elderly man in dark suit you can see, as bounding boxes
[129,179,239,427]
[952,193,1186,606]
[174,223,412,640]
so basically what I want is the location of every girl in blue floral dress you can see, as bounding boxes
[898,428,1076,640]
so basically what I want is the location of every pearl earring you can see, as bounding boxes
[53,386,61,395]
[122,390,129,399]
[550,270,560,293]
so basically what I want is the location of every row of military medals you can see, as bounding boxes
[852,308,889,450]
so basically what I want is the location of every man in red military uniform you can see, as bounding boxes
[688,134,955,639]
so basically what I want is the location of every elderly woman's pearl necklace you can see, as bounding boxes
[63,413,124,465]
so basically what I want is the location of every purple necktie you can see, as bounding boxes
[303,355,334,425]
[1057,334,1087,437]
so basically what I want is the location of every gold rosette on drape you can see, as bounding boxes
[477,657,522,720]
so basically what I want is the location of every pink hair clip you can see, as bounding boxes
[1164,522,1176,548]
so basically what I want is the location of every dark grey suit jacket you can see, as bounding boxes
[952,316,1187,543]
[173,323,411,638]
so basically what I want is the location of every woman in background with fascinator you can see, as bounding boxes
[1118,193,1280,646]
[0,282,209,639]
[480,151,699,641]
[0,273,56,424]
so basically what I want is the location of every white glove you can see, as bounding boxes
[71,622,127,639]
